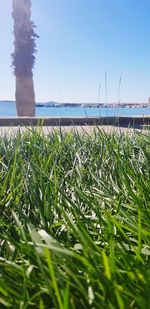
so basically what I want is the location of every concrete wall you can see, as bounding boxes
[0,116,149,127]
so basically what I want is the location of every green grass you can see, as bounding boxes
[1,127,150,308]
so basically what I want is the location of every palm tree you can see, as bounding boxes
[12,0,38,116]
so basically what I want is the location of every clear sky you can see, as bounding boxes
[0,0,150,103]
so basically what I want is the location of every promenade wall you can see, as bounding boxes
[0,116,149,127]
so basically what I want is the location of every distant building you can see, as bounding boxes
[148,98,150,105]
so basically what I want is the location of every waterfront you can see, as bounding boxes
[0,101,150,117]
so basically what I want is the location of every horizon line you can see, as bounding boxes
[0,100,149,105]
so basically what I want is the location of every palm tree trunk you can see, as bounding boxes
[12,0,38,117]
[15,75,35,116]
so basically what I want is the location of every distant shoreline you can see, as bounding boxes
[0,100,149,109]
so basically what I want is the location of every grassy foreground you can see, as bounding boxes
[1,128,150,308]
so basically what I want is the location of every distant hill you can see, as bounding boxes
[0,101,148,108]
[0,100,15,103]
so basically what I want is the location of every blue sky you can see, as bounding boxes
[0,0,150,103]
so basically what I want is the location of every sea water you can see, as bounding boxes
[0,101,150,117]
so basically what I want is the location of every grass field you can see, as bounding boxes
[0,127,150,308]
